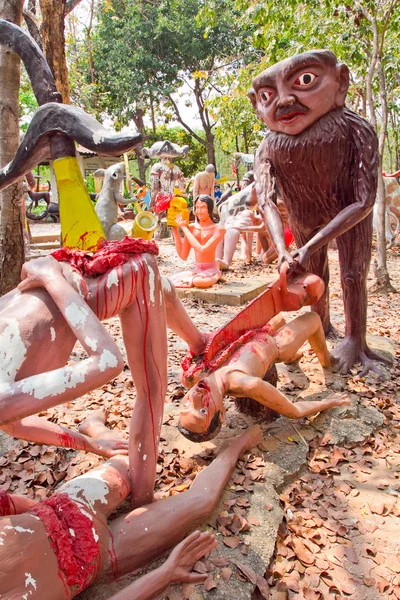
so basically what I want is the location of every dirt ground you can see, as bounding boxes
[0,233,399,599]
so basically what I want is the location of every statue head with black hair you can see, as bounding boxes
[194,194,219,224]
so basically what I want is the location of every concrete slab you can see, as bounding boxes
[177,279,269,306]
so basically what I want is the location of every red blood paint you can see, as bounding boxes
[57,432,87,452]
[30,493,101,593]
[136,260,156,457]
[0,490,15,516]
[181,324,274,385]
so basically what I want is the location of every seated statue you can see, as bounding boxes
[0,418,261,600]
[217,208,266,270]
[171,194,226,288]
[177,268,350,442]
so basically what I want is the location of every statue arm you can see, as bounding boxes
[173,225,192,260]
[297,117,378,261]
[233,374,349,418]
[0,257,124,426]
[256,156,292,265]
[108,531,214,600]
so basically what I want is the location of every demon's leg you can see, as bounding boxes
[334,213,387,374]
[104,426,262,578]
[119,255,168,508]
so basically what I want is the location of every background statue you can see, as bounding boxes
[172,195,225,288]
[141,141,187,210]
[94,162,135,240]
[249,49,384,375]
[193,164,216,201]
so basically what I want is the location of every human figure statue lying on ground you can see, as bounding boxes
[94,163,136,240]
[178,266,350,442]
[249,49,386,375]
[171,194,226,288]
[192,164,216,201]
[0,418,262,600]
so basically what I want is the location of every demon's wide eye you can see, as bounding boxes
[259,90,273,103]
[294,72,316,86]
[200,408,208,415]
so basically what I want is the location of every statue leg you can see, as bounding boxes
[275,312,331,368]
[161,275,209,355]
[333,213,387,374]
[104,426,262,578]
[217,228,241,270]
[119,255,168,508]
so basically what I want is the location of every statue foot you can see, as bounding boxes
[216,258,229,271]
[332,337,383,377]
[325,323,342,340]
[79,407,127,443]
[365,347,393,366]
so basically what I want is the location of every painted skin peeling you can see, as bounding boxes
[85,336,98,352]
[0,319,27,383]
[65,302,89,328]
[147,265,156,304]
[98,349,118,372]
[106,269,119,289]
[19,361,89,400]
[50,327,56,342]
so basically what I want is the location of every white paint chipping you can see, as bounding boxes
[25,573,37,590]
[143,454,147,461]
[19,361,89,400]
[99,350,118,372]
[161,275,173,293]
[0,319,27,383]
[65,303,89,328]
[147,265,156,304]
[61,467,110,513]
[50,327,56,342]
[106,269,119,289]
[85,336,98,352]
[92,527,99,542]
[4,525,34,534]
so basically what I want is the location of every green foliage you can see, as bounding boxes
[19,68,38,134]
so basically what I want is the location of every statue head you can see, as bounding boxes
[248,50,349,135]
[242,171,254,187]
[195,194,219,224]
[178,377,225,442]
[205,164,216,173]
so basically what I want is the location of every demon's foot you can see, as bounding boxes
[325,323,342,340]
[332,337,383,377]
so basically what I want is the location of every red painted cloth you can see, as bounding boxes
[0,490,15,516]
[181,324,275,386]
[284,227,294,248]
[52,236,159,278]
[153,192,172,213]
[30,493,101,592]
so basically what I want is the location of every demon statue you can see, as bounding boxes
[249,49,384,375]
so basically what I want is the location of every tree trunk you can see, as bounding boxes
[39,0,70,103]
[0,0,25,295]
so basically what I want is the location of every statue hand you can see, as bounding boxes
[19,256,63,292]
[166,531,217,585]
[175,214,186,228]
[277,249,294,269]
[291,245,311,270]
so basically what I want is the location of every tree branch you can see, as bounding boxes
[22,8,42,49]
[166,93,206,146]
[65,0,84,15]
